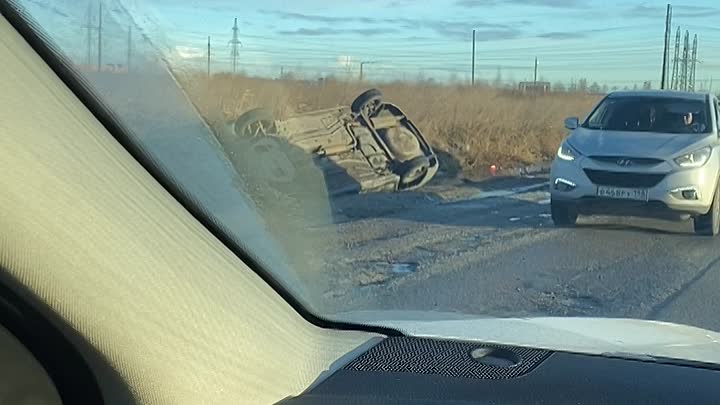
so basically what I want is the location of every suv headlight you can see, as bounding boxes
[674,146,712,168]
[557,142,579,161]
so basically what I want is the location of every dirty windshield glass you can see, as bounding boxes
[12,0,720,358]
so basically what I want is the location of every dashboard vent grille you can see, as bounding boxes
[344,336,551,380]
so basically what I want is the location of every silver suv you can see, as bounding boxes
[550,91,720,235]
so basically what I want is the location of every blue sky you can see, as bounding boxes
[17,0,720,88]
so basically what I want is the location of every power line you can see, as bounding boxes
[172,57,665,84]
[187,59,666,76]
[197,56,665,74]
[228,46,662,60]
[172,29,662,53]
[205,45,665,68]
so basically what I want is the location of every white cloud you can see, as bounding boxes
[174,45,205,59]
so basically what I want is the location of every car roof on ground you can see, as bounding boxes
[607,90,709,101]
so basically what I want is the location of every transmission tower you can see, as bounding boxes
[689,34,698,92]
[680,30,689,91]
[670,27,681,90]
[229,17,242,73]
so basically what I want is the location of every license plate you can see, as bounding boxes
[596,186,649,201]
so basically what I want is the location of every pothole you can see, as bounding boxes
[391,262,418,274]
[351,261,419,287]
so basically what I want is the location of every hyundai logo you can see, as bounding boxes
[616,159,633,167]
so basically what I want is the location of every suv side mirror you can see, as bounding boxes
[564,117,579,130]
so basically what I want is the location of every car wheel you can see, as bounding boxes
[551,199,578,227]
[693,182,720,236]
[230,108,276,137]
[397,156,431,189]
[218,112,333,227]
[351,88,383,118]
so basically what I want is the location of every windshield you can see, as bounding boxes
[584,96,711,133]
[9,0,720,362]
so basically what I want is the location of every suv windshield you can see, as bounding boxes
[584,96,711,134]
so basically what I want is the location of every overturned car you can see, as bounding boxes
[219,89,439,197]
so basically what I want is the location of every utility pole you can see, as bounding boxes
[207,36,211,79]
[97,0,103,72]
[689,34,698,92]
[681,30,689,91]
[83,1,95,68]
[229,17,242,74]
[127,25,132,72]
[471,29,475,86]
[359,61,377,81]
[660,4,672,89]
[533,57,538,85]
[671,27,681,90]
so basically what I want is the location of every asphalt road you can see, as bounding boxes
[81,65,720,334]
[320,178,720,333]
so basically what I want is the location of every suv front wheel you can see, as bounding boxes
[551,199,578,227]
[693,182,720,236]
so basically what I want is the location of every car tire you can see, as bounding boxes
[397,156,431,189]
[231,108,276,137]
[351,88,383,117]
[233,137,331,222]
[693,182,720,236]
[551,199,578,227]
[218,111,334,227]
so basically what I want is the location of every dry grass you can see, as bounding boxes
[179,72,601,179]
